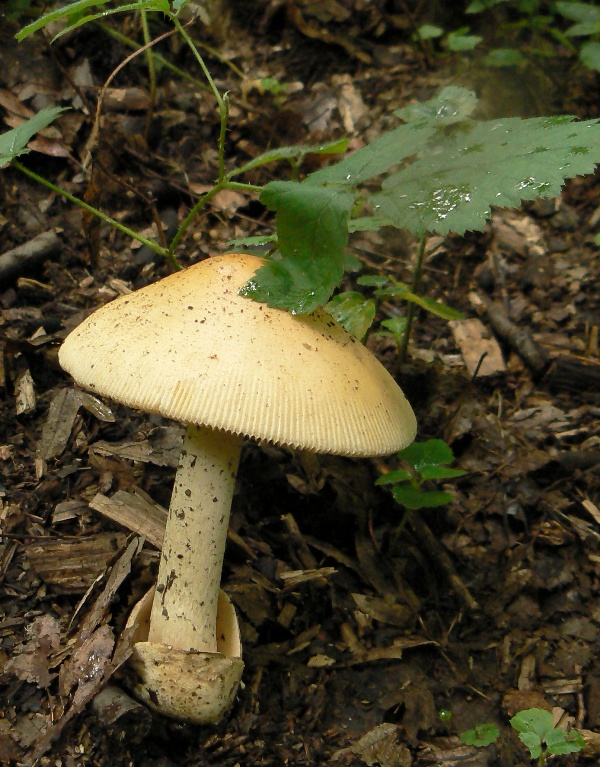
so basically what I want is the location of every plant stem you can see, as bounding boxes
[168,14,229,183]
[166,181,262,261]
[11,161,175,264]
[141,10,156,144]
[398,235,427,363]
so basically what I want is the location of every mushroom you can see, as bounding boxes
[59,254,417,723]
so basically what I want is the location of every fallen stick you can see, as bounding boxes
[0,230,62,289]
[470,291,549,378]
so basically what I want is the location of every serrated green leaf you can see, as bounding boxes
[226,234,277,248]
[392,486,453,509]
[419,465,466,480]
[0,107,67,167]
[398,439,456,469]
[325,292,376,340]
[348,215,394,232]
[231,138,349,178]
[375,468,413,485]
[581,41,600,71]
[460,724,500,747]
[239,181,354,313]
[373,115,600,236]
[395,86,478,125]
[304,121,437,188]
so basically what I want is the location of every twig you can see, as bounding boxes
[0,230,61,288]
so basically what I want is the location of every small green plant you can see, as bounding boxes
[460,708,586,766]
[460,722,500,747]
[376,440,465,536]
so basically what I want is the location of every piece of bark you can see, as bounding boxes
[449,318,506,378]
[0,231,61,289]
[543,355,600,393]
[26,533,128,592]
[89,489,167,549]
[470,291,549,378]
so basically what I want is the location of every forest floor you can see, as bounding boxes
[1,3,599,766]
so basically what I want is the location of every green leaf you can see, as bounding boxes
[517,731,542,758]
[375,468,413,485]
[466,0,509,11]
[373,115,600,236]
[239,181,354,313]
[460,724,500,747]
[544,727,584,755]
[325,292,376,340]
[395,86,478,125]
[392,486,453,509]
[304,121,436,188]
[445,30,483,52]
[580,41,600,71]
[380,317,408,341]
[0,107,67,167]
[398,439,456,470]
[510,708,554,739]
[357,275,391,289]
[348,215,394,232]
[414,24,444,40]
[231,138,349,178]
[484,48,528,67]
[226,234,277,248]
[419,465,466,480]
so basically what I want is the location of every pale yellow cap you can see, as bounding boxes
[59,254,416,456]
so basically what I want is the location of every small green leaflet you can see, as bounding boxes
[394,85,478,125]
[460,724,500,748]
[372,115,600,236]
[230,138,349,179]
[0,107,67,167]
[325,292,376,340]
[239,181,354,314]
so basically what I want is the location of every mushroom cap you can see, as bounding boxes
[59,254,416,456]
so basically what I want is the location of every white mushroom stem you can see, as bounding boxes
[148,424,242,653]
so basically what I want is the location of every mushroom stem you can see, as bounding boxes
[148,424,242,653]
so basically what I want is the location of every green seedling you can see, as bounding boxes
[377,439,465,511]
[376,440,465,538]
[5,0,600,349]
[460,722,500,747]
[511,708,586,765]
[460,707,586,766]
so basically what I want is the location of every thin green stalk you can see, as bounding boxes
[12,161,176,266]
[398,235,427,362]
[167,13,228,182]
[141,10,156,143]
